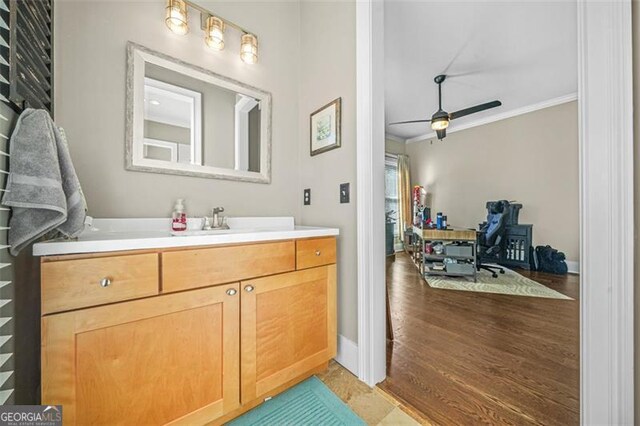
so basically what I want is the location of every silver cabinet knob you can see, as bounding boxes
[244,285,255,292]
[315,250,321,256]
[226,288,237,296]
[99,278,112,288]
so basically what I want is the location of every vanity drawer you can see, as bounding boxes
[41,253,159,314]
[161,241,296,293]
[296,237,337,270]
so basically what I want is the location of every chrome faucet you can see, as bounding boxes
[201,207,228,230]
[211,207,228,229]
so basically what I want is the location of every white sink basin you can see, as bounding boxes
[171,228,237,237]
[170,217,296,237]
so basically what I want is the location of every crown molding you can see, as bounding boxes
[384,134,406,144]
[405,92,578,144]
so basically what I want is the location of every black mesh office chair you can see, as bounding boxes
[477,200,508,278]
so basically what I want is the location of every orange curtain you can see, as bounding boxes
[397,155,411,242]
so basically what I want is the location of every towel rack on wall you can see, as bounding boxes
[0,0,54,404]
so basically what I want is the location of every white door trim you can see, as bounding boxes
[355,0,635,423]
[577,0,634,423]
[356,0,386,386]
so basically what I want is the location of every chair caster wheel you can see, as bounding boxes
[499,270,505,274]
[492,273,498,278]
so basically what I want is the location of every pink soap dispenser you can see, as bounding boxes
[171,199,187,232]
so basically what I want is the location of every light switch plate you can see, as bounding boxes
[340,183,350,203]
[304,188,311,205]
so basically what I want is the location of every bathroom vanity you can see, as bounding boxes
[36,218,338,425]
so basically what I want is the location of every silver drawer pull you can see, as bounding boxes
[226,288,237,296]
[99,278,112,288]
[244,285,255,293]
[315,250,321,256]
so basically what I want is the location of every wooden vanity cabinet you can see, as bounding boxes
[40,237,337,426]
[41,284,240,426]
[240,264,337,403]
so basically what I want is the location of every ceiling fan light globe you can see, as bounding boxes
[431,118,449,131]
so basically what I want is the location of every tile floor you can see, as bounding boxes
[317,361,428,426]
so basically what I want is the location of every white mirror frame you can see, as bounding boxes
[125,42,272,183]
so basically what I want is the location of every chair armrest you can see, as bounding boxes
[486,245,501,256]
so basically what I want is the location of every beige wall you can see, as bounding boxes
[55,0,359,343]
[406,101,580,262]
[298,0,357,342]
[385,138,406,155]
[633,1,639,419]
[144,121,190,145]
[54,0,301,218]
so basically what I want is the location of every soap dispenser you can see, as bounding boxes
[171,199,187,232]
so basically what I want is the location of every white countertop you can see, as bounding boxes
[33,217,339,256]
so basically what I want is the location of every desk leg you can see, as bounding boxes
[473,241,478,282]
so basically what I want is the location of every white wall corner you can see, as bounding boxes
[565,260,580,275]
[578,0,634,424]
[356,0,387,387]
[385,133,406,144]
[334,335,359,376]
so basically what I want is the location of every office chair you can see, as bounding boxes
[477,200,508,278]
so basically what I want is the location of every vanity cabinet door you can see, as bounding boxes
[42,284,240,425]
[240,265,337,403]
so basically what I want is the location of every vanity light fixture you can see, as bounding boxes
[165,0,189,35]
[163,0,258,63]
[205,16,225,50]
[240,33,258,64]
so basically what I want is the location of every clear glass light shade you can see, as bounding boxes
[205,16,225,50]
[240,33,258,64]
[431,117,449,131]
[165,0,188,35]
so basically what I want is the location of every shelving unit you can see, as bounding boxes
[411,224,478,282]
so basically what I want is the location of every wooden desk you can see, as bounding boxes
[411,226,477,282]
[413,227,477,242]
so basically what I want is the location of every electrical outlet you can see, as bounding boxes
[340,183,350,203]
[304,188,311,205]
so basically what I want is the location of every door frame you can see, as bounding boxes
[355,0,635,424]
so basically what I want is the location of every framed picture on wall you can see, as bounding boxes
[310,97,342,156]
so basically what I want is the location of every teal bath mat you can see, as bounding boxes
[228,376,365,426]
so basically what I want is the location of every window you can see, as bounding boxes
[385,154,401,249]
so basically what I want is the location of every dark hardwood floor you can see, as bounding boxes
[379,252,579,426]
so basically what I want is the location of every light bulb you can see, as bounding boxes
[240,33,258,64]
[431,117,449,131]
[205,16,225,50]
[165,0,188,35]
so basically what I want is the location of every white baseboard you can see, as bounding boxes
[566,260,580,274]
[334,334,358,376]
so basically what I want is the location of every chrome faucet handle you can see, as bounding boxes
[212,207,225,215]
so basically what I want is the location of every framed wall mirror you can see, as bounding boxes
[126,42,272,183]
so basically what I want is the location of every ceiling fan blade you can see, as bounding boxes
[449,100,502,120]
[389,119,432,125]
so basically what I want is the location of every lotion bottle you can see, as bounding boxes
[171,199,187,232]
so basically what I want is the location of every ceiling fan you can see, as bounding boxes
[390,74,502,140]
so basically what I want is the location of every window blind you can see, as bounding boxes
[0,0,54,404]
